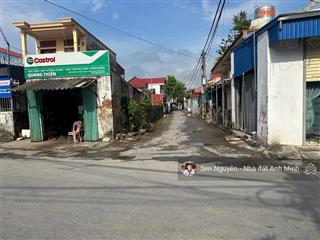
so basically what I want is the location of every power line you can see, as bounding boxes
[187,64,201,89]
[201,0,223,55]
[183,0,223,88]
[182,57,201,87]
[184,0,226,89]
[43,0,197,59]
[205,0,226,60]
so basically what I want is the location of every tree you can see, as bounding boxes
[233,10,251,32]
[163,75,186,104]
[216,10,251,57]
[175,81,185,104]
[216,32,235,56]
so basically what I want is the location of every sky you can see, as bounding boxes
[0,0,309,87]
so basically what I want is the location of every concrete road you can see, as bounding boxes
[1,111,319,240]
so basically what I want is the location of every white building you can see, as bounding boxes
[231,10,320,146]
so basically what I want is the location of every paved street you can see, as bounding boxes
[1,111,319,240]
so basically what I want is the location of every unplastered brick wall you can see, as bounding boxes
[96,76,114,139]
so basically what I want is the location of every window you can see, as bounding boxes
[0,93,27,112]
[39,40,56,54]
[64,39,73,47]
[63,39,81,52]
[40,40,56,48]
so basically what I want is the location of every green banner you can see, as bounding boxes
[24,51,110,79]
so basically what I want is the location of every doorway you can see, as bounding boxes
[41,89,83,139]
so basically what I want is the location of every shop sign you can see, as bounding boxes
[24,50,110,79]
[0,77,11,98]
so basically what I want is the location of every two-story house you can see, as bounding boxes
[13,17,129,142]
[128,76,166,105]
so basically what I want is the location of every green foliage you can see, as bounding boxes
[142,95,152,106]
[175,81,185,103]
[216,10,251,57]
[216,31,236,56]
[139,107,149,129]
[164,75,186,103]
[164,75,177,98]
[127,97,150,130]
[128,97,139,117]
[233,10,251,32]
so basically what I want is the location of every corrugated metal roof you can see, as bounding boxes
[269,15,320,44]
[234,10,320,51]
[12,78,96,91]
[232,10,320,78]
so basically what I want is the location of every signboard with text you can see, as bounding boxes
[0,77,11,98]
[24,50,110,79]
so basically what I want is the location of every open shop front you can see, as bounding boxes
[13,78,99,142]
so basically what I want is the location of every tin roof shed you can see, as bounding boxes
[232,10,320,78]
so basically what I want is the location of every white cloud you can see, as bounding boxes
[106,2,119,19]
[173,0,200,14]
[116,45,200,87]
[91,0,104,12]
[89,0,119,19]
[201,0,256,23]
[0,1,51,53]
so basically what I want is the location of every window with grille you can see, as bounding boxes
[63,39,81,52]
[39,40,56,54]
[0,93,27,112]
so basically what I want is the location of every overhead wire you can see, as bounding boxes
[184,0,226,89]
[43,0,197,59]
[206,0,226,62]
[183,0,223,89]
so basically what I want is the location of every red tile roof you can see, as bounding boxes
[192,87,202,98]
[128,77,147,89]
[0,48,22,58]
[128,76,166,89]
[193,87,202,94]
[141,77,166,84]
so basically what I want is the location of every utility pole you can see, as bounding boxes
[200,51,207,119]
[201,51,207,87]
[0,26,11,78]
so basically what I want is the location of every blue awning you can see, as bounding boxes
[269,13,320,44]
[232,10,320,78]
[233,37,255,78]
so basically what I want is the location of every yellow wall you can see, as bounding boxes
[305,38,320,82]
[35,37,86,52]
[26,29,87,54]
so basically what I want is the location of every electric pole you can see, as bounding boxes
[200,51,207,119]
[201,51,207,87]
